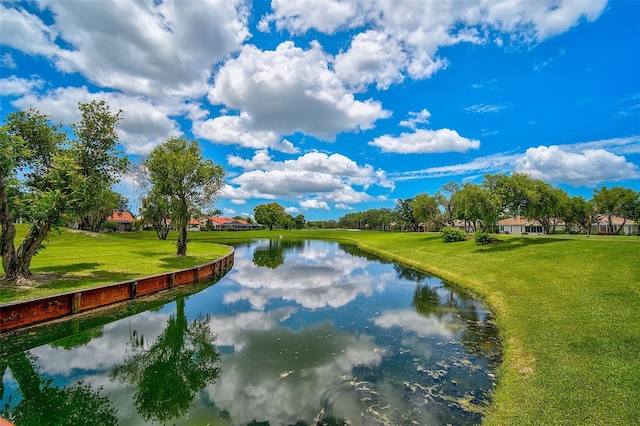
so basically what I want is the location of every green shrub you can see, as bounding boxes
[441,226,465,242]
[474,230,491,245]
[101,221,119,232]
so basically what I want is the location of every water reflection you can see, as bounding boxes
[1,352,117,425]
[251,239,305,269]
[111,298,221,423]
[1,239,500,425]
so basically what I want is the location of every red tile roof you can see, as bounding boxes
[107,211,134,223]
[210,216,230,224]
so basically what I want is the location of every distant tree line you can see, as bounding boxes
[332,173,638,235]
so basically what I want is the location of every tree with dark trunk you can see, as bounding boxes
[139,193,172,240]
[253,202,286,230]
[71,100,129,231]
[1,109,76,280]
[592,186,639,234]
[142,137,225,256]
[1,103,129,282]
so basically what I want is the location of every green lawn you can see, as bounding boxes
[0,226,231,303]
[1,228,639,425]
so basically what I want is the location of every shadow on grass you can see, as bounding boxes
[131,250,170,258]
[35,262,102,274]
[33,271,137,295]
[474,236,565,252]
[0,286,22,302]
[0,270,138,304]
[156,256,209,270]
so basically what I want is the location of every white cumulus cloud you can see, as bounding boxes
[334,30,407,90]
[515,145,640,186]
[208,41,390,142]
[258,0,607,87]
[369,128,480,154]
[10,86,182,154]
[225,150,388,208]
[14,0,251,100]
[300,199,330,210]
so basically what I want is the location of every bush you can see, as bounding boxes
[474,231,491,245]
[441,226,465,243]
[101,221,119,233]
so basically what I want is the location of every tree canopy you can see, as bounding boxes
[141,137,225,255]
[71,100,129,231]
[1,102,128,281]
[253,202,286,230]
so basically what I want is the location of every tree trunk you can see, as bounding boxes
[8,353,42,401]
[176,225,188,256]
[13,222,52,278]
[0,176,19,279]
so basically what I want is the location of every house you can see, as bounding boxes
[107,211,135,232]
[498,215,638,236]
[452,219,480,233]
[188,218,200,231]
[199,216,260,231]
[497,216,548,235]
[591,217,638,235]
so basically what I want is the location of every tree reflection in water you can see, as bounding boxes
[110,297,221,423]
[411,273,501,367]
[252,239,305,269]
[0,352,117,426]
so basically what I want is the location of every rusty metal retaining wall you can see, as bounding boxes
[0,249,234,333]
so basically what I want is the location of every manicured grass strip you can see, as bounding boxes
[0,227,231,303]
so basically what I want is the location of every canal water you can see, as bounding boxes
[1,239,500,426]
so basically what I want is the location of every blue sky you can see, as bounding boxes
[1,0,639,220]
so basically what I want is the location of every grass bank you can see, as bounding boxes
[1,228,638,425]
[0,226,231,303]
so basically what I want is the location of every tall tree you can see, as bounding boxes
[435,181,461,226]
[453,183,501,232]
[592,186,639,234]
[294,213,306,230]
[79,189,128,232]
[395,198,417,231]
[142,137,225,255]
[411,193,442,230]
[521,180,568,235]
[562,196,598,235]
[139,193,172,240]
[0,109,77,280]
[71,100,129,231]
[253,202,286,230]
[483,172,530,217]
